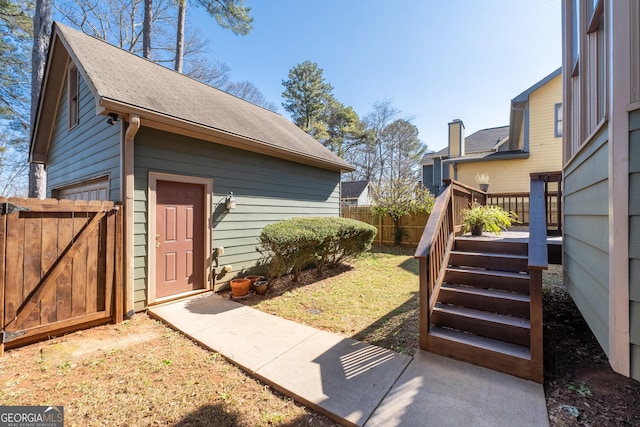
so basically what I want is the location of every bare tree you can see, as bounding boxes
[29,0,52,199]
[173,0,252,73]
[224,80,278,111]
[174,0,185,71]
[54,0,175,54]
[143,0,152,58]
[347,99,399,186]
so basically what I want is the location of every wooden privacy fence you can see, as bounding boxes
[0,198,123,355]
[341,206,430,246]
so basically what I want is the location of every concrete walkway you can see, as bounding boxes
[148,292,548,427]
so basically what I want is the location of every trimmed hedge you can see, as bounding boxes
[259,217,377,280]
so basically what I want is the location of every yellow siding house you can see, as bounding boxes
[422,68,562,194]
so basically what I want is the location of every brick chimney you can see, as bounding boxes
[448,119,465,158]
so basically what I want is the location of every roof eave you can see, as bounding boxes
[508,101,525,151]
[507,67,562,151]
[100,98,355,173]
[442,151,529,164]
[30,26,67,163]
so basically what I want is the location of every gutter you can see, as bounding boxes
[441,151,529,165]
[123,114,140,318]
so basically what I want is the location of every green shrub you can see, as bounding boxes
[331,217,377,264]
[259,217,376,280]
[258,220,318,281]
[461,204,518,235]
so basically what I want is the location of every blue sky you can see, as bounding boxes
[191,0,562,152]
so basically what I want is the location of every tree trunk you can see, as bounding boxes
[143,0,152,59]
[29,0,52,199]
[175,0,185,73]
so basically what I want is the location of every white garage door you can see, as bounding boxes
[58,177,109,201]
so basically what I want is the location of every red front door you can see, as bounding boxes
[156,180,205,298]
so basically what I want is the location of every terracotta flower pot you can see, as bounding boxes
[230,278,251,297]
[244,275,264,291]
[254,280,268,296]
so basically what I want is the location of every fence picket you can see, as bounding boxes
[340,206,430,246]
[40,214,58,323]
[0,199,6,355]
[1,199,122,352]
[72,212,88,317]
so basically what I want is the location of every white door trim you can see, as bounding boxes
[147,172,212,305]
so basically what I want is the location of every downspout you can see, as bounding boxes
[124,114,140,318]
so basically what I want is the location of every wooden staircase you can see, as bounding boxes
[415,178,549,384]
[426,238,540,381]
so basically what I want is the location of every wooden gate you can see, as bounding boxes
[0,198,123,355]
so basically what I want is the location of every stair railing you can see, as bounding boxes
[528,175,548,383]
[415,179,481,349]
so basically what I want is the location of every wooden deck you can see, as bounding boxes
[456,230,563,265]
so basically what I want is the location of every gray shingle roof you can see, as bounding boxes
[341,180,369,198]
[464,125,509,153]
[37,22,352,172]
[420,125,509,165]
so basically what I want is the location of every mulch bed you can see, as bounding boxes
[543,283,640,426]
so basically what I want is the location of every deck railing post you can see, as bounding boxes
[529,267,544,382]
[418,255,430,350]
[529,176,548,383]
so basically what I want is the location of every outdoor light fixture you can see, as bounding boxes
[225,192,237,210]
[107,112,119,125]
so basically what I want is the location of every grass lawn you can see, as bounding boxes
[241,245,421,355]
[0,315,338,427]
[4,245,638,426]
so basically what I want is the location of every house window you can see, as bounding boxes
[554,103,563,137]
[68,64,79,129]
[632,1,640,104]
[587,0,606,130]
[571,0,580,77]
[565,0,607,160]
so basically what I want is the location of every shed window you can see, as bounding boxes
[68,64,79,129]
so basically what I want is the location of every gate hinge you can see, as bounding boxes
[1,329,27,343]
[0,203,29,215]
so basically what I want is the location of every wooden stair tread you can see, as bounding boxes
[446,267,529,280]
[450,250,528,260]
[454,239,529,256]
[441,283,530,302]
[429,326,531,360]
[433,304,531,329]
